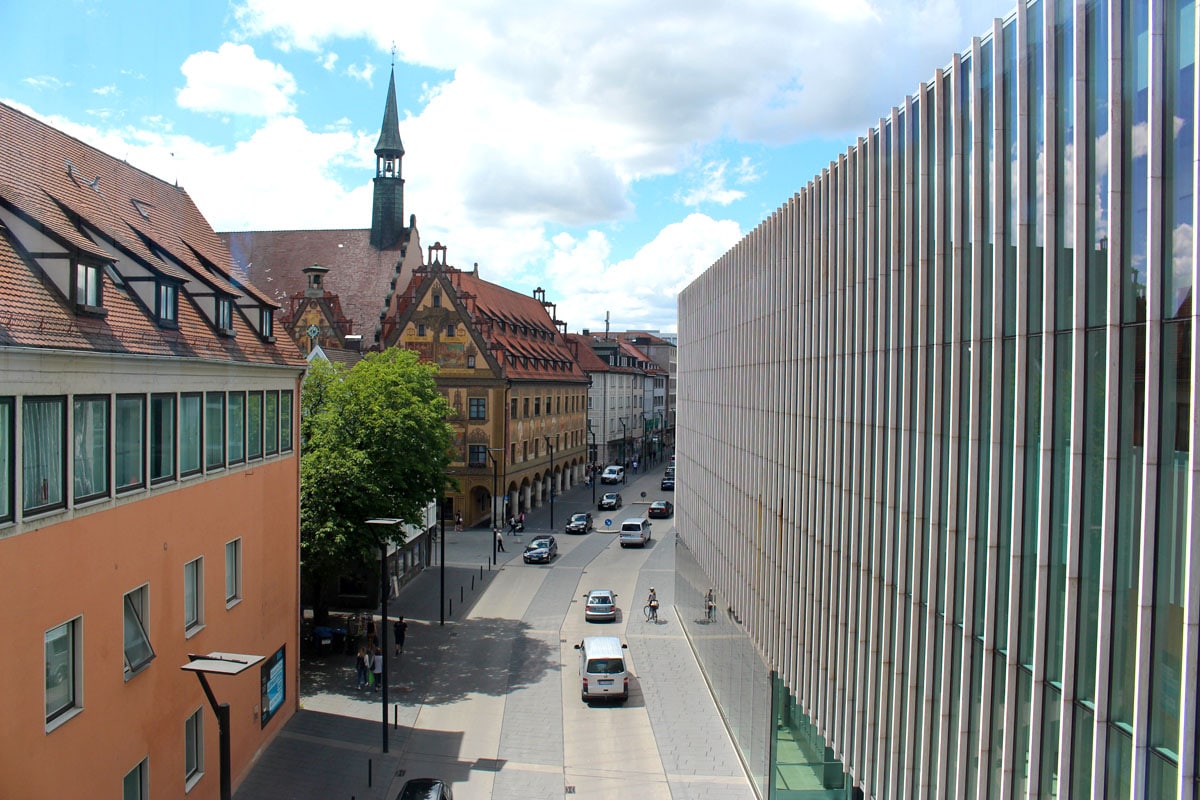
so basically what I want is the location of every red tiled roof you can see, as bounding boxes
[221,228,415,348]
[0,101,305,367]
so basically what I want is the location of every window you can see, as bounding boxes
[522,398,529,417]
[185,708,204,786]
[246,392,263,460]
[0,398,12,523]
[204,393,225,470]
[534,397,541,416]
[227,392,245,465]
[225,539,242,604]
[123,758,148,800]
[468,445,488,467]
[22,396,66,514]
[73,395,109,503]
[279,391,293,453]
[432,293,440,307]
[150,394,176,483]
[123,585,154,677]
[45,618,80,727]
[469,397,486,420]
[180,393,202,476]
[74,260,101,308]
[446,324,456,336]
[467,355,476,368]
[184,558,203,634]
[216,298,232,332]
[264,392,278,456]
[260,308,273,339]
[115,395,145,491]
[417,323,426,336]
[157,282,178,325]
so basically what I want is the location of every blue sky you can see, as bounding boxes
[3,0,1015,334]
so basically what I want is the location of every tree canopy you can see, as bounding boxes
[300,349,455,613]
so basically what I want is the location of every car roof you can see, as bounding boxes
[587,589,614,597]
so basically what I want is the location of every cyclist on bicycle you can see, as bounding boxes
[646,588,659,622]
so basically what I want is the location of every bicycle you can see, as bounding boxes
[644,602,659,623]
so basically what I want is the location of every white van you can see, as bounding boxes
[600,465,624,484]
[618,517,652,548]
[574,636,629,702]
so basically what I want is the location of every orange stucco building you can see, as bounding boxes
[0,102,307,798]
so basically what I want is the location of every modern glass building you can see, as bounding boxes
[676,0,1197,797]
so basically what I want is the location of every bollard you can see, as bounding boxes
[448,598,453,615]
[460,586,464,602]
[480,565,484,580]
[368,758,372,787]
[394,705,399,729]
[471,575,475,590]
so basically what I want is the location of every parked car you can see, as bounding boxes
[647,500,674,518]
[396,778,454,799]
[565,512,594,534]
[523,535,558,564]
[598,492,623,510]
[660,476,675,491]
[583,589,618,622]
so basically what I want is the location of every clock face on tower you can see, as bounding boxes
[307,325,320,339]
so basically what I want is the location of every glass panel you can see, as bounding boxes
[279,390,293,452]
[1018,336,1043,667]
[205,392,225,470]
[996,338,1017,652]
[185,711,200,778]
[1121,0,1149,322]
[73,395,108,502]
[966,639,984,797]
[1027,0,1045,330]
[44,620,75,720]
[1003,20,1019,336]
[1085,0,1110,326]
[1054,0,1076,330]
[986,653,1007,797]
[1046,332,1072,684]
[184,559,200,630]
[0,398,11,521]
[1146,751,1179,798]
[981,38,995,335]
[961,55,974,339]
[1110,325,1146,725]
[179,393,202,475]
[123,589,154,673]
[975,342,993,635]
[1070,705,1094,799]
[247,392,263,460]
[1106,726,1133,797]
[1039,685,1061,798]
[1149,320,1190,755]
[22,396,65,513]
[1163,0,1196,320]
[227,392,245,465]
[265,391,279,455]
[115,395,144,491]
[1077,331,1106,702]
[150,394,175,483]
[1012,668,1032,798]
[226,539,241,601]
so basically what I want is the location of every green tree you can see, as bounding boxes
[300,348,455,622]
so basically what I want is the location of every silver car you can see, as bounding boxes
[583,589,618,622]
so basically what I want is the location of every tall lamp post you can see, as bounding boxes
[366,517,401,754]
[543,436,555,530]
[181,652,264,800]
[587,422,597,504]
[618,417,628,483]
[655,410,664,460]
[487,448,504,566]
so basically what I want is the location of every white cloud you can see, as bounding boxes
[22,75,69,91]
[677,160,756,207]
[93,85,118,97]
[345,61,376,85]
[177,43,298,117]
[321,52,338,71]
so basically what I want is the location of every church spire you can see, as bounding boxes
[370,65,406,250]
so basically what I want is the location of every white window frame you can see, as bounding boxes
[225,538,242,607]
[74,259,102,308]
[216,297,232,332]
[157,282,178,325]
[184,557,204,636]
[45,616,82,731]
[184,707,204,790]
[123,757,148,800]
[123,584,155,678]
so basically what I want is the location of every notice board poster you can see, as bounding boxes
[260,645,285,729]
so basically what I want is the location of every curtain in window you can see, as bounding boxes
[115,396,144,490]
[205,393,225,469]
[73,397,108,501]
[227,393,245,464]
[180,394,202,474]
[247,393,263,459]
[22,398,64,512]
[0,400,11,520]
[150,395,175,482]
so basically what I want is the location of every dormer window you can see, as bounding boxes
[216,298,233,334]
[260,308,274,339]
[73,259,102,312]
[156,283,178,326]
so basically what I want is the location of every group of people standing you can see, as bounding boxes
[354,617,408,691]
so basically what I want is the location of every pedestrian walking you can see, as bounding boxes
[364,647,375,689]
[372,646,383,691]
[519,511,525,527]
[355,645,368,690]
[454,511,463,531]
[496,529,506,551]
[393,617,407,655]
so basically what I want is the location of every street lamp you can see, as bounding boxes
[181,651,264,800]
[543,435,555,530]
[487,448,505,567]
[366,517,402,753]
[587,421,597,504]
[618,418,628,483]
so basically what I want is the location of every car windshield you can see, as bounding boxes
[571,514,586,522]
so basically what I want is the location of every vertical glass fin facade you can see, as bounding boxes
[676,1,1200,797]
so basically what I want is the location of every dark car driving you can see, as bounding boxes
[648,500,674,518]
[660,476,675,491]
[598,492,623,510]
[523,535,558,564]
[396,777,453,799]
[565,512,594,533]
